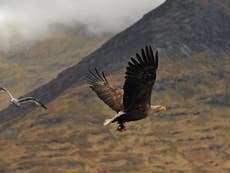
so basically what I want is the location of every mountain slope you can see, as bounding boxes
[0,26,111,109]
[0,0,229,172]
[1,0,229,122]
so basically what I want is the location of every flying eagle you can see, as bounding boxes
[87,46,166,131]
[0,87,47,110]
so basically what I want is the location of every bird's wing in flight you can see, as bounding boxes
[18,97,47,110]
[0,87,14,99]
[87,68,123,112]
[123,46,158,111]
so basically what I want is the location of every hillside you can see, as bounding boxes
[0,0,229,121]
[0,26,111,109]
[0,0,229,172]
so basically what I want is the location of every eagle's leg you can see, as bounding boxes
[117,122,127,132]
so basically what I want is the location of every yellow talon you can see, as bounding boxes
[122,123,127,131]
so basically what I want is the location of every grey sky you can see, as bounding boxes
[0,0,165,43]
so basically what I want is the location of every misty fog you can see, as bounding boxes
[0,0,165,44]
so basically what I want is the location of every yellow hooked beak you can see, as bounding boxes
[160,106,167,111]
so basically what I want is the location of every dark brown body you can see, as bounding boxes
[114,104,150,123]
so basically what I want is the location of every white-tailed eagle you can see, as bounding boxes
[87,46,166,131]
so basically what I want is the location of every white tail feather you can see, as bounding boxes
[104,119,113,126]
[103,111,126,126]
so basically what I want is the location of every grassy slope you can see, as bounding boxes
[0,31,111,109]
[0,51,229,173]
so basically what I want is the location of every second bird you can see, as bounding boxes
[0,87,47,110]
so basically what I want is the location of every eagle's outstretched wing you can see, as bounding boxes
[123,46,158,112]
[87,68,123,112]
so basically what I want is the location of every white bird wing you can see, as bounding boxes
[18,97,47,110]
[0,87,14,99]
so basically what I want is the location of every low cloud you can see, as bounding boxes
[0,0,165,44]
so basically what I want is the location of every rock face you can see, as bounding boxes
[0,0,229,121]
